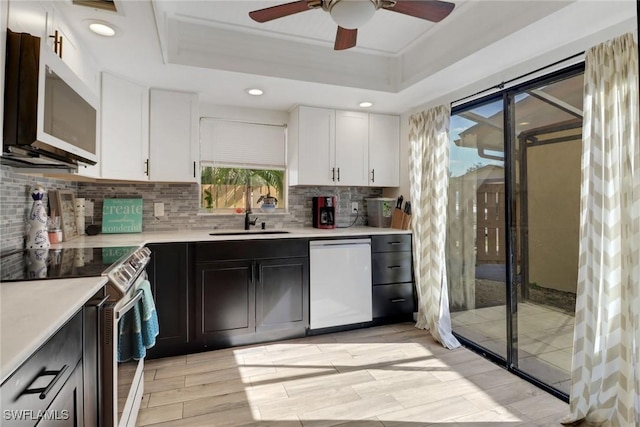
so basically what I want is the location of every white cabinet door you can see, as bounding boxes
[335,110,369,186]
[368,113,400,187]
[149,89,198,182]
[100,73,149,181]
[290,106,335,186]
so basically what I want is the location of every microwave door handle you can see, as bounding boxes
[116,289,143,319]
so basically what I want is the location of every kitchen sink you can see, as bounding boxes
[209,230,290,236]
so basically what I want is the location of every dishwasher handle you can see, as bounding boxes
[310,239,371,248]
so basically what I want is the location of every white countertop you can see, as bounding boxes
[0,276,107,383]
[53,226,412,248]
[1,226,408,383]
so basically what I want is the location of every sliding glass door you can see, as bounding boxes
[447,66,584,397]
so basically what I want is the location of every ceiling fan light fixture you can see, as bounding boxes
[245,88,264,96]
[359,101,373,108]
[89,22,116,37]
[329,0,376,29]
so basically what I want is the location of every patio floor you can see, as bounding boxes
[451,301,575,393]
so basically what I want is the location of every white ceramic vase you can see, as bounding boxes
[25,186,51,249]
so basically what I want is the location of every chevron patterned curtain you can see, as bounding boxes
[563,33,639,426]
[409,105,460,349]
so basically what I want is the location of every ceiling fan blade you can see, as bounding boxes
[386,0,455,22]
[249,1,312,23]
[334,27,357,51]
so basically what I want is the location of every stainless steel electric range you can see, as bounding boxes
[1,245,152,427]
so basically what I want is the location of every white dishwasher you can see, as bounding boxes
[309,239,372,329]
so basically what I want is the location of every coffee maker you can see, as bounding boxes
[312,196,336,229]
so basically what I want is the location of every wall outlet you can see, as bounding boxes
[84,200,94,218]
[351,202,358,214]
[154,202,165,217]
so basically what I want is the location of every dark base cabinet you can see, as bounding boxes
[195,260,255,343]
[371,234,416,321]
[146,243,191,358]
[0,311,85,426]
[256,257,309,333]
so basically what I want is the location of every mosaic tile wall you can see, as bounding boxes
[0,165,78,253]
[1,164,384,252]
[78,182,383,231]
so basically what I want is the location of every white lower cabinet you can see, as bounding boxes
[100,72,149,181]
[149,89,199,182]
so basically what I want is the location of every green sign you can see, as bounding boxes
[102,198,143,234]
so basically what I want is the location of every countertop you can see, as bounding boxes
[1,226,409,383]
[53,226,412,249]
[0,276,107,384]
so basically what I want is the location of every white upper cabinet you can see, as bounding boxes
[100,72,149,181]
[149,89,199,182]
[368,114,400,187]
[289,106,335,186]
[289,106,399,187]
[335,110,369,186]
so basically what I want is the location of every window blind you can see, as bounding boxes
[200,118,286,169]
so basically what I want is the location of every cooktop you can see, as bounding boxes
[0,246,138,282]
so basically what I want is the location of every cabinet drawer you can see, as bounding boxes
[372,283,415,318]
[196,239,308,262]
[372,252,412,285]
[1,311,82,423]
[371,234,412,253]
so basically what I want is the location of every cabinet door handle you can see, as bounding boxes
[49,30,63,58]
[144,159,149,176]
[337,167,340,182]
[371,169,375,183]
[387,265,402,269]
[193,161,196,178]
[387,241,402,245]
[332,168,335,181]
[390,298,406,303]
[255,263,260,283]
[21,365,69,400]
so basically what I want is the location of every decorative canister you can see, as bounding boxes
[75,198,85,235]
[25,186,51,249]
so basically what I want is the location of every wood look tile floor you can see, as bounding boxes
[137,323,569,427]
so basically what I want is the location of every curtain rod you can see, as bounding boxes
[451,51,585,107]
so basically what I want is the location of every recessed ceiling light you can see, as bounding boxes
[359,101,373,108]
[246,88,264,96]
[89,22,116,37]
[519,121,530,126]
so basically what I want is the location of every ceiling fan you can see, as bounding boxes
[248,0,455,51]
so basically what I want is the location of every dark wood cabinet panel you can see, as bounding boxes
[36,361,84,427]
[256,257,309,332]
[1,312,83,426]
[371,234,412,253]
[195,260,255,341]
[146,243,191,358]
[372,283,415,318]
[372,251,413,285]
[371,234,415,320]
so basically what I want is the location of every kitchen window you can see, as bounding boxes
[199,118,287,213]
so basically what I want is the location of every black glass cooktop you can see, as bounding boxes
[0,246,138,282]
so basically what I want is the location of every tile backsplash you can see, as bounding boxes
[0,164,383,252]
[0,165,78,253]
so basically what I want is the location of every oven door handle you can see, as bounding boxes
[116,289,144,319]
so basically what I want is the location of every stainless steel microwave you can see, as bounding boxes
[3,29,98,165]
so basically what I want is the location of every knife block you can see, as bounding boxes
[391,208,411,230]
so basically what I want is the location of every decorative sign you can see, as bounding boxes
[102,198,143,234]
